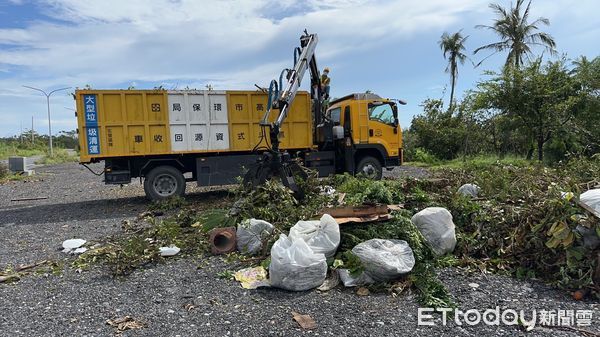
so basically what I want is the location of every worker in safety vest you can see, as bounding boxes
[321,67,331,99]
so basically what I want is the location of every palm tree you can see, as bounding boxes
[439,31,469,110]
[474,0,556,68]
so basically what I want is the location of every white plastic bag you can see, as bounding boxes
[411,207,456,256]
[269,234,328,291]
[288,214,340,258]
[236,219,274,255]
[580,189,600,213]
[351,239,415,282]
[457,184,481,198]
[338,269,375,287]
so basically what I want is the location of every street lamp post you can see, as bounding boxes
[23,85,71,156]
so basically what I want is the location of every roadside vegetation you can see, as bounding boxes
[35,148,79,165]
[0,130,79,165]
[405,0,599,166]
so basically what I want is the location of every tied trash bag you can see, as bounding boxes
[269,234,327,291]
[411,207,457,256]
[580,189,600,213]
[236,219,274,255]
[288,214,340,258]
[351,239,415,282]
[457,184,481,198]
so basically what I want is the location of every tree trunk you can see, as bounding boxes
[537,134,544,161]
[449,72,456,111]
[536,124,545,161]
[526,138,534,160]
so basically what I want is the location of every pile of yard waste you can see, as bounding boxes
[71,156,600,305]
[216,156,600,303]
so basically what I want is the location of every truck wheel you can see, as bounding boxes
[144,165,186,200]
[356,156,383,180]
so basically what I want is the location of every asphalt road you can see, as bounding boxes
[0,163,598,337]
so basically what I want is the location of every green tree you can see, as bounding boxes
[474,0,556,68]
[439,31,469,110]
[409,99,467,160]
[479,59,578,161]
[569,56,600,153]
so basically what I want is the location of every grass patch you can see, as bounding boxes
[36,148,79,165]
[0,142,46,160]
[408,154,530,169]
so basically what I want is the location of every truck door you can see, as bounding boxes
[367,102,400,158]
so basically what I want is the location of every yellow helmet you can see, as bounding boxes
[323,67,330,73]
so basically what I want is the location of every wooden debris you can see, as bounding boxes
[0,274,20,283]
[291,311,316,330]
[16,260,48,272]
[320,203,403,224]
[106,316,144,333]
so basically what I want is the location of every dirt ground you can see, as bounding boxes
[0,163,598,336]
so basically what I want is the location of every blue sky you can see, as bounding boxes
[0,0,599,137]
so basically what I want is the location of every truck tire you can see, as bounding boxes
[356,156,383,180]
[143,165,186,200]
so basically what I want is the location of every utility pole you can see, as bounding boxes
[23,86,71,156]
[31,115,34,143]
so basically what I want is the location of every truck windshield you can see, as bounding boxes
[368,103,395,125]
[328,107,341,124]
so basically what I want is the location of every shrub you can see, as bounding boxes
[0,163,8,180]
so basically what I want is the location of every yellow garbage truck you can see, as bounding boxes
[75,32,404,200]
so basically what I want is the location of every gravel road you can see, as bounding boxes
[0,163,598,337]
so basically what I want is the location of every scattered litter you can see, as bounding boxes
[269,234,327,291]
[468,282,480,289]
[209,227,237,255]
[291,311,316,330]
[72,247,88,255]
[106,316,144,333]
[561,191,575,201]
[352,239,415,282]
[159,245,180,257]
[62,239,87,254]
[457,183,481,198]
[317,270,340,291]
[356,287,370,296]
[236,219,274,255]
[319,185,336,196]
[411,207,456,256]
[289,214,340,258]
[338,269,375,287]
[233,266,270,289]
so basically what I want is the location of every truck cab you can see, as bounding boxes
[309,93,403,180]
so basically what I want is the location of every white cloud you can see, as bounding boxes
[5,0,597,136]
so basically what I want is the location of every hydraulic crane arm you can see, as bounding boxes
[260,31,323,151]
[245,30,324,198]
